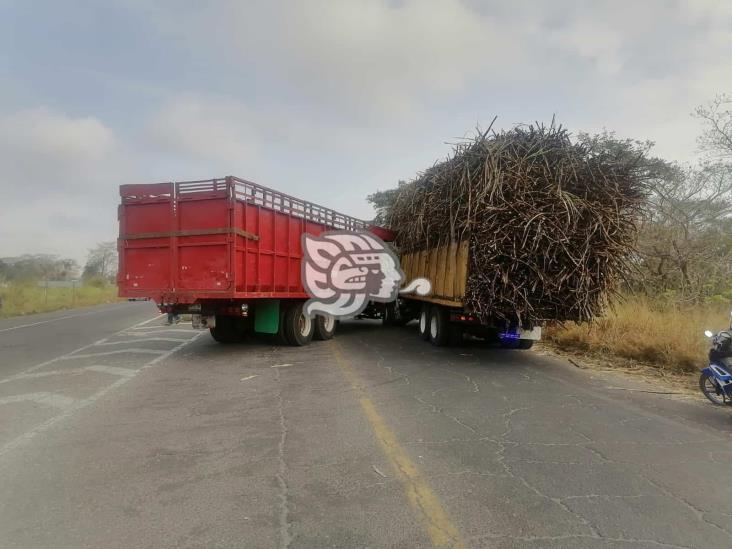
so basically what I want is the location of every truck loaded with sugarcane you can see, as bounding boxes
[371,123,652,349]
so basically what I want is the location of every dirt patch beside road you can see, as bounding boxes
[537,341,702,399]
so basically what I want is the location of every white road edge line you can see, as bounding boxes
[0,365,140,384]
[62,348,166,359]
[2,314,165,380]
[0,367,89,384]
[122,329,194,335]
[94,337,192,345]
[128,324,193,334]
[136,314,168,326]
[86,365,138,378]
[0,331,205,458]
[0,304,149,333]
[0,392,76,409]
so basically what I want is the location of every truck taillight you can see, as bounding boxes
[453,313,476,323]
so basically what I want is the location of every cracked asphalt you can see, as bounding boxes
[1,302,732,548]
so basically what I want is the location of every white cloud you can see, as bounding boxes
[146,0,534,123]
[147,97,263,167]
[548,19,624,76]
[0,107,118,189]
[0,107,131,261]
[263,0,513,112]
[139,0,732,157]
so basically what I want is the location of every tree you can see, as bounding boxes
[83,242,118,282]
[636,163,732,300]
[695,94,732,160]
[0,254,79,282]
[630,94,732,302]
[368,180,408,226]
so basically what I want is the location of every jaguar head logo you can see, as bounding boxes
[301,231,430,319]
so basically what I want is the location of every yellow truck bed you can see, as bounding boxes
[400,241,469,308]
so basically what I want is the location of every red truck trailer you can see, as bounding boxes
[118,176,382,345]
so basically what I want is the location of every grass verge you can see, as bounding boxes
[545,298,731,373]
[0,284,120,318]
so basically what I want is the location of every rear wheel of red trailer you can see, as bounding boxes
[206,302,337,346]
[210,315,248,344]
[281,301,314,346]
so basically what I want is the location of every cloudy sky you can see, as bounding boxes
[1,0,731,262]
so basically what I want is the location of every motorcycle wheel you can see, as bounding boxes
[699,372,726,405]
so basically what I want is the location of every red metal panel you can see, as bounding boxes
[246,252,257,293]
[175,192,232,291]
[118,177,370,303]
[178,245,229,290]
[258,208,274,252]
[124,246,171,291]
[118,183,174,296]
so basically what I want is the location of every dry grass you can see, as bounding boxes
[0,284,120,318]
[545,297,731,372]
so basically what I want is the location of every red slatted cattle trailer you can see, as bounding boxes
[118,176,376,345]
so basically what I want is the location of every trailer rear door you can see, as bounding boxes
[118,180,235,296]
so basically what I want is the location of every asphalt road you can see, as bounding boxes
[1,302,732,548]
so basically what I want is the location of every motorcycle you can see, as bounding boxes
[699,311,732,406]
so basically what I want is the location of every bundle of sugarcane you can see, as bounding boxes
[376,123,652,323]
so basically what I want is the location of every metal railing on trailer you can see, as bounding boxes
[175,176,368,232]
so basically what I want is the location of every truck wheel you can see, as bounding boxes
[418,304,431,341]
[313,314,336,340]
[283,302,314,346]
[210,316,246,343]
[209,327,229,343]
[429,305,450,346]
[275,304,290,345]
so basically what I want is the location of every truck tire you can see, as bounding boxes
[210,316,246,343]
[429,305,450,346]
[282,302,314,346]
[418,303,431,341]
[313,314,336,340]
[276,304,290,345]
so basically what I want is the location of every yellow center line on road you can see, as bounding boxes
[329,341,467,549]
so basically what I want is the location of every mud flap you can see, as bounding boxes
[254,300,280,334]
